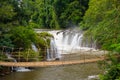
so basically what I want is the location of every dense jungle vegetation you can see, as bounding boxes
[0,0,120,79]
[81,0,120,79]
[0,0,89,49]
[0,0,89,60]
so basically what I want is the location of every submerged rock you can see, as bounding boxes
[88,75,99,80]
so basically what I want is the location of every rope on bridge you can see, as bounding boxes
[0,58,104,67]
[0,46,107,67]
[0,46,46,62]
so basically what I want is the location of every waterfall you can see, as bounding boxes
[31,40,60,61]
[48,29,97,54]
[31,43,38,52]
[5,53,17,62]
[46,38,61,61]
[5,53,31,72]
[35,29,97,59]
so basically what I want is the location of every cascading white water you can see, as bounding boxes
[5,53,31,72]
[48,29,97,54]
[35,28,97,59]
[47,38,61,61]
[31,43,38,52]
[15,67,31,72]
[5,53,17,62]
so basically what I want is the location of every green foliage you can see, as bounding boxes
[54,0,89,28]
[99,54,120,80]
[0,0,89,29]
[33,32,53,60]
[0,34,14,48]
[0,0,89,61]
[20,49,40,61]
[0,0,17,33]
[37,32,53,48]
[29,22,40,28]
[109,44,120,52]
[81,0,120,50]
[81,0,120,79]
[0,52,7,61]
[11,26,37,49]
[0,0,16,21]
[99,64,120,80]
[38,32,53,38]
[30,0,60,29]
[60,1,82,25]
[30,0,89,29]
[12,0,34,26]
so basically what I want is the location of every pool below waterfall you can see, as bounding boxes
[0,62,103,80]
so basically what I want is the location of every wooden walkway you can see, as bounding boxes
[0,58,104,67]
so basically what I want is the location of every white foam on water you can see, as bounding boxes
[88,75,99,80]
[48,30,97,54]
[15,67,31,72]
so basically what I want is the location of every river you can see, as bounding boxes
[0,62,103,80]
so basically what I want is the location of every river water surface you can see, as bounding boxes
[0,62,103,80]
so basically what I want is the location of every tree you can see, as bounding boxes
[30,0,60,29]
[81,0,120,79]
[54,0,89,28]
[81,0,120,49]
[0,0,16,48]
[30,0,89,29]
[11,26,37,49]
[12,0,34,26]
[0,0,16,30]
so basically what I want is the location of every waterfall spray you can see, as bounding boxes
[48,29,97,54]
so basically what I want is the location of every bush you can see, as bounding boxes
[99,53,120,80]
[11,26,38,49]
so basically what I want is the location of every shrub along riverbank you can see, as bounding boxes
[81,0,120,79]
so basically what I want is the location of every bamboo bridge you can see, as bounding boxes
[0,46,106,67]
[0,58,104,67]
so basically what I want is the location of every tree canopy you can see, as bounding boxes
[30,0,89,29]
[0,0,89,48]
[0,0,90,62]
[81,0,120,50]
[81,0,120,79]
